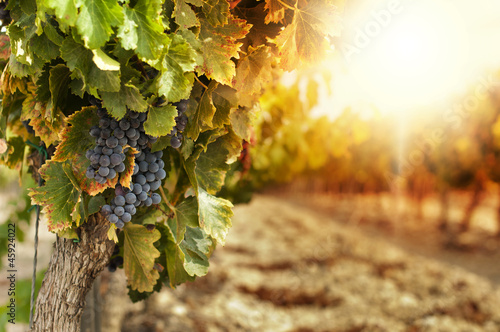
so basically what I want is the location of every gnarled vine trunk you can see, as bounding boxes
[30,214,115,332]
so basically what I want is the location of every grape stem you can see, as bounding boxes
[159,186,176,212]
[277,0,295,11]
[194,76,209,90]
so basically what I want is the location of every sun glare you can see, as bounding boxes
[320,0,500,119]
[348,0,469,114]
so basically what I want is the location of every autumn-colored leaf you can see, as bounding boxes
[123,224,161,292]
[197,15,251,85]
[271,0,341,70]
[29,160,82,232]
[53,106,99,162]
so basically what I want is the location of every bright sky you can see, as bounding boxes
[317,0,500,119]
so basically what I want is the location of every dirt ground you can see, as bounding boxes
[5,192,500,332]
[116,192,500,332]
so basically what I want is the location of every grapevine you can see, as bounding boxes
[0,0,343,329]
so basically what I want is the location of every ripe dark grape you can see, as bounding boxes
[115,220,125,229]
[90,127,101,137]
[136,174,146,185]
[100,128,111,139]
[115,195,126,206]
[101,205,113,216]
[106,137,118,148]
[151,193,161,204]
[98,166,110,177]
[115,163,126,173]
[110,120,119,130]
[148,162,159,173]
[102,147,113,155]
[110,154,122,166]
[107,214,119,223]
[122,212,132,222]
[119,119,130,131]
[168,100,188,148]
[114,206,125,216]
[125,204,136,214]
[137,191,147,201]
[155,169,166,180]
[108,168,117,179]
[150,180,161,191]
[99,155,111,167]
[170,136,181,148]
[133,183,142,194]
[125,192,137,204]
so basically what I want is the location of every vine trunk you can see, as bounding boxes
[30,214,115,332]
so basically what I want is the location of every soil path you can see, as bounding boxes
[118,194,500,332]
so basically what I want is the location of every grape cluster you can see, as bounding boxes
[85,98,166,228]
[85,108,127,185]
[168,100,188,149]
[100,149,166,228]
[130,149,166,207]
[85,103,158,185]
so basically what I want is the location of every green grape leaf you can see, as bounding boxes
[118,0,165,61]
[53,106,98,162]
[179,226,213,276]
[61,36,120,93]
[74,0,124,49]
[173,0,199,29]
[157,34,197,102]
[167,196,198,244]
[271,0,341,70]
[123,224,161,292]
[202,0,229,27]
[185,81,217,141]
[30,32,60,62]
[197,188,233,245]
[230,105,258,141]
[92,48,120,71]
[29,160,82,232]
[197,15,251,85]
[177,29,204,66]
[212,84,236,128]
[88,195,106,215]
[1,136,26,169]
[57,227,79,240]
[47,64,71,116]
[143,104,177,137]
[100,84,147,120]
[45,0,78,27]
[233,45,272,107]
[164,234,195,287]
[43,23,64,46]
[187,134,232,195]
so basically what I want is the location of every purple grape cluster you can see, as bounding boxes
[100,149,166,228]
[168,100,188,148]
[85,98,166,228]
[85,110,126,184]
[130,149,166,208]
